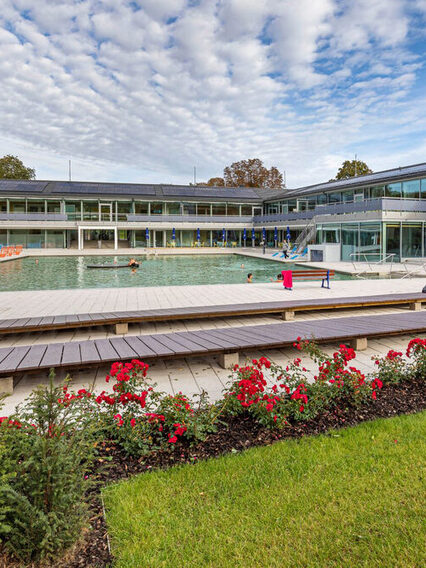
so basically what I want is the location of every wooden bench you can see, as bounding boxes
[0,311,425,394]
[287,269,335,289]
[0,293,424,335]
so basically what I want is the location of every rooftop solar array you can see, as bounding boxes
[269,162,426,200]
[0,180,49,193]
[0,162,425,202]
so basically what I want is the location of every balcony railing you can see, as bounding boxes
[0,213,67,221]
[255,198,426,224]
[126,214,254,224]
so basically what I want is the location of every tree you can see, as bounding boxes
[206,177,225,186]
[223,158,284,189]
[0,155,36,180]
[333,159,372,180]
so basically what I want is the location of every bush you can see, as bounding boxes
[0,373,96,563]
[94,360,217,455]
[372,349,407,385]
[406,338,426,380]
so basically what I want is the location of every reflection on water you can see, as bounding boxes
[0,254,350,292]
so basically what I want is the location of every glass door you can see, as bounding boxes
[99,203,112,222]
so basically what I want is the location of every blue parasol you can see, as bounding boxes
[196,228,200,242]
[286,226,291,241]
[172,227,176,240]
[145,228,149,242]
[274,227,278,241]
[251,228,255,240]
[243,228,247,243]
[222,228,226,242]
[262,227,266,241]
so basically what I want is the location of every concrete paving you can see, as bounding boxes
[1,332,419,416]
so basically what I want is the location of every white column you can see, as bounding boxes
[78,227,81,250]
[114,227,118,250]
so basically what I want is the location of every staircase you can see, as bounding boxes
[294,218,316,253]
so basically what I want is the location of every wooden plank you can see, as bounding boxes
[0,347,14,366]
[184,331,230,350]
[162,332,208,353]
[0,346,31,373]
[17,345,48,370]
[95,339,120,361]
[197,329,238,348]
[152,334,193,355]
[61,342,81,365]
[135,335,175,356]
[40,343,64,367]
[109,337,139,359]
[206,328,255,349]
[123,336,157,359]
[79,341,101,364]
[7,318,31,329]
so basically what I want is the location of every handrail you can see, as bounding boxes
[349,252,396,279]
[400,259,426,279]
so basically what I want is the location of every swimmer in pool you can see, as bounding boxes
[270,273,283,282]
[128,258,139,267]
[247,273,253,283]
[240,263,245,268]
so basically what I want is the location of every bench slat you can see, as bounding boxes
[40,343,64,367]
[0,346,31,373]
[61,342,81,365]
[18,345,48,370]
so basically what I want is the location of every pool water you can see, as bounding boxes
[0,254,349,292]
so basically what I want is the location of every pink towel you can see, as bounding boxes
[282,270,293,290]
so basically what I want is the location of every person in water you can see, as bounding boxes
[128,258,139,267]
[270,273,283,282]
[247,273,253,283]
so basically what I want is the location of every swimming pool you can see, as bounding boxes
[0,254,349,292]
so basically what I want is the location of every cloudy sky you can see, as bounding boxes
[1,0,426,188]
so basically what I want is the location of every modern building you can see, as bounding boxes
[1,162,426,261]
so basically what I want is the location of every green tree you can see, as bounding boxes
[334,159,372,180]
[0,155,36,180]
[223,158,284,189]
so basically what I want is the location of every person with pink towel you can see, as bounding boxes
[282,270,293,290]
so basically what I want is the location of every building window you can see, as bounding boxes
[226,204,239,216]
[150,202,163,215]
[27,201,45,213]
[165,202,180,215]
[359,223,381,261]
[241,205,252,216]
[402,179,420,199]
[212,204,226,216]
[135,202,149,215]
[385,183,401,198]
[182,202,196,215]
[401,223,422,257]
[197,203,211,216]
[47,201,61,213]
[9,201,26,213]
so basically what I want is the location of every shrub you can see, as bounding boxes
[94,360,217,455]
[0,373,96,563]
[372,349,407,385]
[406,338,426,380]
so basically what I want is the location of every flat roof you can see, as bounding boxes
[0,180,279,203]
[266,162,426,201]
[0,161,425,203]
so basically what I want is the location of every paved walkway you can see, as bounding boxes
[0,278,424,319]
[1,331,418,415]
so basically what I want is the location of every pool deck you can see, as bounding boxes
[0,277,425,319]
[0,253,425,415]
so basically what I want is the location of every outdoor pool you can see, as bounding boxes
[0,254,349,292]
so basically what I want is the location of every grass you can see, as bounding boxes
[103,412,426,568]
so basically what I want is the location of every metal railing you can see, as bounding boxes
[349,252,396,279]
[401,259,426,279]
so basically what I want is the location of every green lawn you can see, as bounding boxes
[103,412,426,568]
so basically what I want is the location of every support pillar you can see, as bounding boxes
[351,337,368,351]
[0,376,13,395]
[78,228,82,250]
[409,302,422,311]
[282,310,295,321]
[114,322,128,334]
[218,352,239,369]
[114,227,118,250]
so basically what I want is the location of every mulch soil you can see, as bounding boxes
[4,379,426,568]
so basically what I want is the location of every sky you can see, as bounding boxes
[1,0,426,189]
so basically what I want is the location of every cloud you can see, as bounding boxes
[0,0,425,188]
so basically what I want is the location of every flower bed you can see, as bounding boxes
[0,337,425,567]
